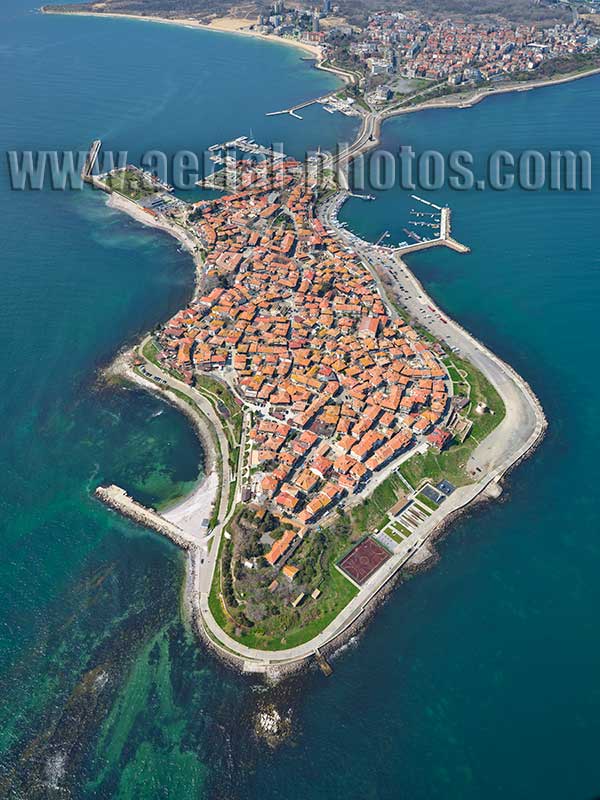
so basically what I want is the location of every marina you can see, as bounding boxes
[266,92,360,119]
[387,195,469,255]
[333,192,469,255]
[198,137,288,189]
[207,136,286,160]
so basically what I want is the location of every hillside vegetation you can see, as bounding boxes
[44,0,573,27]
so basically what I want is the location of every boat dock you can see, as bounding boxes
[410,194,442,210]
[266,93,360,119]
[197,137,288,190]
[81,139,102,183]
[266,87,360,120]
[266,96,320,119]
[394,197,470,256]
[206,136,286,161]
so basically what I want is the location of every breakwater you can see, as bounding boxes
[95,485,194,551]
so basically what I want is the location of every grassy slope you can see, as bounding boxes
[400,352,506,490]
[207,349,506,652]
[209,545,358,651]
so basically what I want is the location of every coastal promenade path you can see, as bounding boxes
[190,202,545,673]
[98,160,545,673]
[319,197,545,481]
[135,342,233,559]
[133,343,258,625]
[196,474,532,672]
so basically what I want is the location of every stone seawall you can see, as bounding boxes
[95,485,194,551]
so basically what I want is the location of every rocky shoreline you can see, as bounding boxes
[184,415,547,684]
[96,146,547,681]
[75,13,551,678]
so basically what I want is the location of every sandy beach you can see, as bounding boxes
[122,365,220,542]
[41,7,324,59]
[162,469,218,538]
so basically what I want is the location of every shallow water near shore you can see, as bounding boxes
[2,0,600,798]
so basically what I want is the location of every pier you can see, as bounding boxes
[395,203,470,256]
[266,90,361,120]
[95,485,196,551]
[81,139,101,184]
[410,193,442,211]
[210,136,285,159]
[266,89,340,119]
[266,97,319,118]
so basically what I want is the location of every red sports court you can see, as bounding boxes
[339,537,390,585]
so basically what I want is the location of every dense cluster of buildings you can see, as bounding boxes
[247,3,599,108]
[245,3,599,107]
[154,157,452,531]
[253,0,342,46]
[351,12,598,86]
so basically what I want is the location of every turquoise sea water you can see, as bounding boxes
[1,1,600,798]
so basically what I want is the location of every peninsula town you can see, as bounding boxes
[54,0,548,671]
[85,119,545,671]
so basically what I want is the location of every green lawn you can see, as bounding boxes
[416,491,439,512]
[208,517,359,651]
[350,472,406,534]
[141,338,184,382]
[254,568,358,651]
[104,169,155,200]
[400,445,470,489]
[382,527,404,544]
[141,338,160,366]
[401,352,506,490]
[207,533,228,630]
[195,374,243,444]
[195,374,240,417]
[413,502,432,517]
[210,567,358,652]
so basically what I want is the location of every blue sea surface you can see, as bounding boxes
[1,0,600,798]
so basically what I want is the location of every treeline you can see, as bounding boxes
[45,0,259,21]
[341,0,571,26]
[515,51,600,79]
[404,0,571,25]
[46,0,572,27]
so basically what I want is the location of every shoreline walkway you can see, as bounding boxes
[93,167,545,676]
[86,77,546,672]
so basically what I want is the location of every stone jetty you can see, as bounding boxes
[95,485,193,551]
